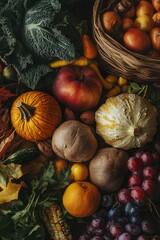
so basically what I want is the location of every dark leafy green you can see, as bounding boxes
[0,0,82,89]
[0,161,71,240]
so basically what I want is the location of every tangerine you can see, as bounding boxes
[62,181,101,217]
[54,159,68,171]
[70,163,88,181]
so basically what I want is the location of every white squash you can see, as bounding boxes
[95,93,158,150]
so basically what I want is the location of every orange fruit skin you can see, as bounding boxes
[54,159,68,171]
[70,163,88,181]
[62,181,101,217]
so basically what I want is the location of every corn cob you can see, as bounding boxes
[41,202,72,240]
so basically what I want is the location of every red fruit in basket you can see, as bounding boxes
[123,28,151,53]
[122,18,135,31]
[136,1,154,17]
[101,11,122,35]
[150,27,160,51]
[52,66,102,112]
[152,0,160,11]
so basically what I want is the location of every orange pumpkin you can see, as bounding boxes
[11,91,62,142]
[62,181,101,217]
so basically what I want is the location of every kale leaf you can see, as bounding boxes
[0,161,71,240]
[0,0,82,89]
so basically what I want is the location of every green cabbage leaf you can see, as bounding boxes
[0,0,82,89]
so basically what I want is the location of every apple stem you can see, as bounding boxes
[79,74,85,82]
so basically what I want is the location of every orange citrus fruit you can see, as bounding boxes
[70,163,88,181]
[54,159,68,171]
[62,181,101,217]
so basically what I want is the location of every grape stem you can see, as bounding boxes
[146,197,160,224]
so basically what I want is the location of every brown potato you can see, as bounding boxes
[89,147,129,192]
[52,120,98,162]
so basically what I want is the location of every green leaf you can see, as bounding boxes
[0,163,23,186]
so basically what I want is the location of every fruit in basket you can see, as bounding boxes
[51,120,97,162]
[122,17,135,31]
[150,27,160,50]
[152,11,160,25]
[52,66,102,112]
[62,181,101,217]
[11,91,62,142]
[89,148,128,192]
[136,1,154,17]
[101,11,122,35]
[152,0,160,11]
[123,28,151,53]
[95,94,157,150]
[135,15,154,32]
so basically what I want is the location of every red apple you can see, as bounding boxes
[52,66,102,112]
[123,28,151,53]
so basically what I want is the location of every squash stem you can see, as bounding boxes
[16,102,35,121]
[134,127,141,137]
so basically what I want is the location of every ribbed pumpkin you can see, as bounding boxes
[95,93,158,150]
[11,91,62,142]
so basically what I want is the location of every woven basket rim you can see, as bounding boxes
[92,0,160,81]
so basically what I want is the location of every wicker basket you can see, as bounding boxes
[92,0,160,81]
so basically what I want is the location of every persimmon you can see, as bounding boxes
[62,181,101,217]
[70,163,88,181]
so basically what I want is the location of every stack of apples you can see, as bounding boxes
[101,0,160,55]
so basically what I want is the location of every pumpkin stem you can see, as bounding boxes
[16,102,35,121]
[81,184,87,189]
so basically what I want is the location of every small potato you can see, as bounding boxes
[89,147,129,192]
[52,120,98,162]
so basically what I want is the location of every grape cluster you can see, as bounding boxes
[79,141,160,240]
[127,147,160,201]
[79,194,160,239]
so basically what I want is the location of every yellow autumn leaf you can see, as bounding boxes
[0,179,23,204]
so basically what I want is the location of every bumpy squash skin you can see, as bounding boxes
[95,93,158,150]
[11,91,62,142]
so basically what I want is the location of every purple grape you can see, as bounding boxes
[79,233,90,240]
[101,194,113,209]
[125,223,142,236]
[141,219,155,235]
[124,201,140,216]
[87,225,96,236]
[118,232,133,240]
[118,188,131,204]
[91,218,104,229]
[109,223,123,237]
[140,152,154,166]
[107,207,121,220]
[137,235,150,240]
